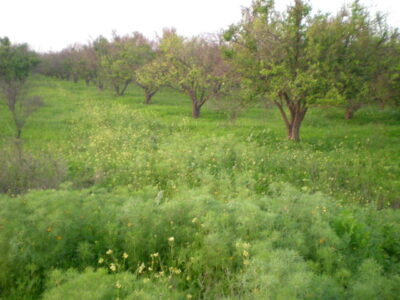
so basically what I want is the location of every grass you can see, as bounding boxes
[1,75,398,205]
[0,75,399,299]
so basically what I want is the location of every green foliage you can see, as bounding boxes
[42,268,185,300]
[224,0,330,140]
[135,58,171,104]
[0,37,38,83]
[310,1,397,117]
[348,259,400,300]
[0,143,66,194]
[96,33,155,96]
[1,76,398,204]
[159,31,228,117]
[224,0,398,138]
[51,94,398,207]
[0,184,399,299]
[0,76,399,299]
[1,1,399,298]
[0,38,44,139]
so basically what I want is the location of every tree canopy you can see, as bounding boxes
[160,31,228,118]
[223,0,399,139]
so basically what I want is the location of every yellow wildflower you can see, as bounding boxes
[138,262,145,274]
[109,263,117,272]
[169,267,181,275]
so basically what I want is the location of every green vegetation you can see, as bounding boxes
[0,76,399,299]
[224,0,399,140]
[37,1,400,141]
[1,0,400,298]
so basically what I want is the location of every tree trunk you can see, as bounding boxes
[16,128,22,139]
[345,109,354,120]
[345,103,361,120]
[11,109,22,139]
[119,80,131,96]
[14,138,23,162]
[289,108,307,141]
[97,82,104,91]
[192,101,201,118]
[287,120,301,141]
[144,90,156,104]
[73,74,79,83]
[274,95,307,142]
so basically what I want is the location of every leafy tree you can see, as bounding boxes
[225,0,331,140]
[91,36,111,90]
[37,49,75,81]
[315,1,395,119]
[0,37,38,82]
[370,29,400,109]
[97,33,155,96]
[160,31,228,118]
[225,0,396,138]
[135,58,170,104]
[0,37,42,139]
[66,44,99,86]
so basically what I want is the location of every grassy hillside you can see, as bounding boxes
[0,76,399,299]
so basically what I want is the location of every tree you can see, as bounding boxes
[208,66,254,122]
[160,30,228,118]
[225,0,331,140]
[315,1,394,119]
[37,50,74,80]
[96,32,155,96]
[67,44,99,86]
[135,58,170,104]
[91,36,111,90]
[0,37,43,139]
[369,28,400,109]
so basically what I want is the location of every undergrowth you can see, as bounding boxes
[0,77,399,299]
[0,184,399,299]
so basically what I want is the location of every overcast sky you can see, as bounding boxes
[1,0,399,52]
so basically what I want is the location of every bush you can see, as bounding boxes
[62,100,400,207]
[0,184,399,299]
[42,268,185,300]
[0,143,66,194]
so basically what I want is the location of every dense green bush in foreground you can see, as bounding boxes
[1,184,399,299]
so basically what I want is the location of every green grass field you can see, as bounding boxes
[0,76,399,299]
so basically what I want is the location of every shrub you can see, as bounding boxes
[0,143,66,194]
[0,184,399,299]
[42,268,185,300]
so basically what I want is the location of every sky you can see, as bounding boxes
[1,0,399,53]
